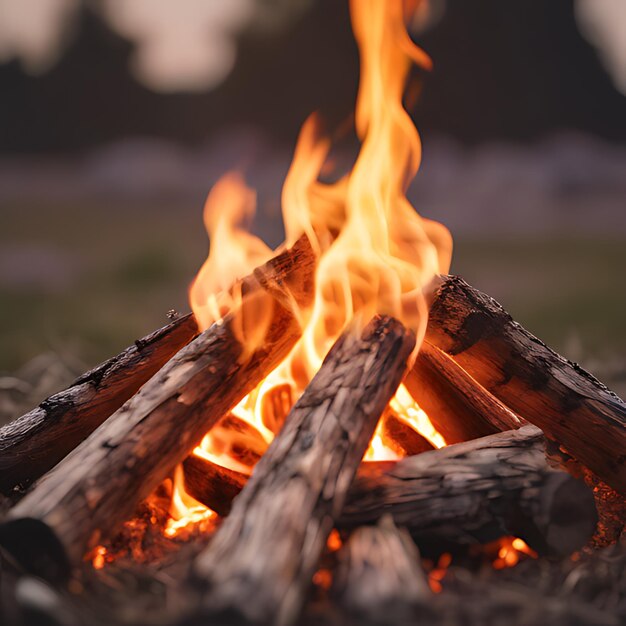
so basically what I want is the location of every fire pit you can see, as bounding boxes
[0,1,624,625]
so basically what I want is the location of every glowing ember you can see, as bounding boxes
[91,545,108,570]
[427,552,451,593]
[492,537,538,570]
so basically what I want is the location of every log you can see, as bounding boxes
[380,408,435,456]
[339,425,598,557]
[0,238,315,581]
[182,454,246,517]
[187,316,416,626]
[0,313,198,494]
[426,275,626,493]
[331,516,430,622]
[405,341,522,444]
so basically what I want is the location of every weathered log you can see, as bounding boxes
[426,275,626,493]
[331,516,430,622]
[0,313,199,494]
[0,238,315,581]
[187,316,416,626]
[405,341,522,444]
[340,425,598,557]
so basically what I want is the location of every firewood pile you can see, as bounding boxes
[0,237,624,625]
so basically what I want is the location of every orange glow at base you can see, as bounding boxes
[163,467,217,538]
[492,537,538,570]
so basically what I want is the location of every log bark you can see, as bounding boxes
[340,425,598,557]
[405,341,522,444]
[425,275,626,493]
[187,316,416,626]
[0,313,198,494]
[331,516,430,622]
[0,238,315,581]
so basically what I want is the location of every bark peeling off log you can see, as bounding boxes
[188,316,416,626]
[426,275,626,494]
[1,239,315,580]
[332,516,431,622]
[340,426,598,557]
[0,314,199,494]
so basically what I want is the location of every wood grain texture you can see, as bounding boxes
[331,516,430,622]
[340,425,598,557]
[0,313,199,494]
[425,275,626,493]
[405,341,523,444]
[1,238,315,579]
[188,316,416,626]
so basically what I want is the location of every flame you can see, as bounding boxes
[165,0,452,536]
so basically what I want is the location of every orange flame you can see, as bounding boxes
[165,0,451,537]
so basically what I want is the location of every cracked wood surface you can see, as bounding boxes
[188,315,416,626]
[425,275,626,493]
[340,425,597,557]
[1,238,315,579]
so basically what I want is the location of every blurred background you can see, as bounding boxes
[1,0,625,421]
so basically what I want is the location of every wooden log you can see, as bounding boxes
[380,408,435,456]
[331,516,430,622]
[0,313,199,494]
[405,341,522,444]
[425,275,626,493]
[0,238,315,581]
[182,454,246,517]
[340,425,598,557]
[187,316,416,626]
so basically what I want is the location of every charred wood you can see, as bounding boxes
[0,238,315,580]
[187,316,416,626]
[426,275,626,493]
[0,313,198,494]
[331,516,430,623]
[340,426,598,557]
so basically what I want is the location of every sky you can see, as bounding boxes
[0,0,624,94]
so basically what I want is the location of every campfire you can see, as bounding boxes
[1,1,624,625]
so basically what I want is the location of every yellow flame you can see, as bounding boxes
[168,0,452,537]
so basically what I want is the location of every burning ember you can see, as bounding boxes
[168,0,451,535]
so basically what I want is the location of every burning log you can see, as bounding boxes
[187,315,416,626]
[0,313,198,494]
[405,341,522,444]
[340,425,598,557]
[426,276,626,493]
[380,408,435,456]
[182,455,246,517]
[331,516,430,621]
[0,238,315,580]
